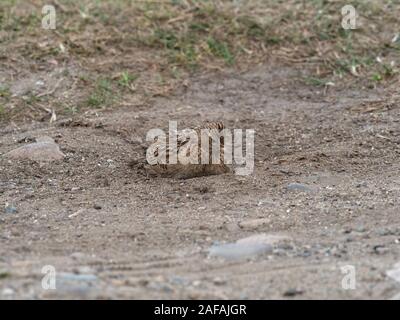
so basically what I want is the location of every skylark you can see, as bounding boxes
[144,121,230,179]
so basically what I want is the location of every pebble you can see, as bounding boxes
[1,288,15,296]
[355,225,367,233]
[44,273,98,298]
[286,183,313,193]
[73,266,95,275]
[355,181,367,188]
[147,281,174,293]
[377,228,393,236]
[342,228,352,234]
[209,234,289,260]
[373,245,388,255]
[387,262,400,283]
[283,288,304,297]
[4,203,17,214]
[212,277,226,286]
[57,273,97,282]
[4,136,65,162]
[169,276,187,286]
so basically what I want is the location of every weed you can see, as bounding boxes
[118,72,139,88]
[86,78,115,108]
[207,37,234,65]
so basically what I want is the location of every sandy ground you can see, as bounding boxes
[1,65,400,299]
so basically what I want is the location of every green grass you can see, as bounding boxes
[303,77,332,87]
[0,0,399,122]
[85,78,116,108]
[0,270,10,279]
[207,37,234,65]
[0,105,5,118]
[0,85,10,98]
[118,71,139,88]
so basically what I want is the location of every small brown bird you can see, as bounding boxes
[144,121,230,179]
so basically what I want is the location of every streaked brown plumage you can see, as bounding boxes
[144,121,230,179]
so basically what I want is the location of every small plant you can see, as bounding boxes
[153,29,179,50]
[24,93,41,105]
[86,78,115,108]
[303,76,331,87]
[0,85,10,98]
[371,73,382,82]
[207,37,234,65]
[118,72,138,88]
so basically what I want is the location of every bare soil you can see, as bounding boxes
[1,65,400,299]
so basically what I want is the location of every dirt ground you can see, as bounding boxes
[1,64,400,299]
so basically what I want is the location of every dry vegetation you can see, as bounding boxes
[0,0,399,122]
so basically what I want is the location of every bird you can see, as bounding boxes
[142,121,230,179]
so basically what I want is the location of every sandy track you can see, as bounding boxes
[1,66,400,299]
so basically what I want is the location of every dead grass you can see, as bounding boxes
[0,0,399,122]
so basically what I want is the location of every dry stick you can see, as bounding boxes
[35,103,53,115]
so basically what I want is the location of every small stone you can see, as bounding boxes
[4,203,17,214]
[373,245,388,255]
[209,234,289,260]
[355,181,367,188]
[169,276,187,286]
[342,228,352,234]
[213,277,226,286]
[93,204,102,210]
[387,262,400,283]
[4,136,65,162]
[58,273,97,282]
[377,228,392,236]
[283,288,304,297]
[355,225,367,233]
[286,183,313,193]
[1,288,15,296]
[300,250,312,258]
[192,280,201,287]
[74,266,95,274]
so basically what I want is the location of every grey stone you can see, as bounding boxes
[4,204,17,214]
[52,272,98,297]
[355,225,367,233]
[286,183,313,192]
[387,262,400,283]
[209,234,289,260]
[4,136,65,162]
[169,276,187,286]
[1,288,15,296]
[283,288,304,297]
[373,245,388,255]
[58,272,97,282]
